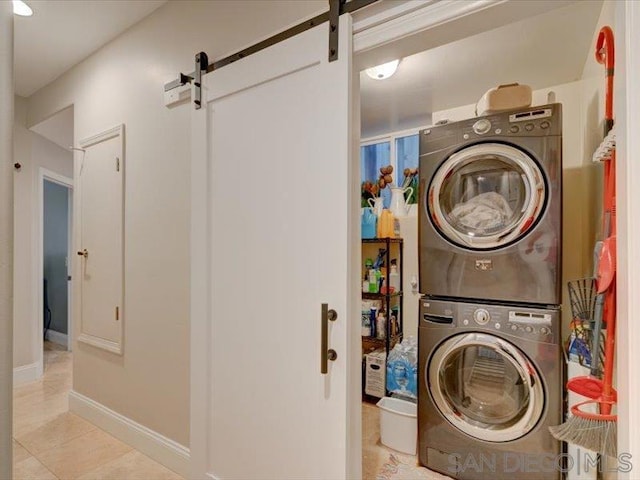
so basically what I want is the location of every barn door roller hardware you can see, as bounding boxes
[328,0,342,62]
[164,0,378,109]
[193,51,208,109]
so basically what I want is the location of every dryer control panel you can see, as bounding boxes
[422,103,562,145]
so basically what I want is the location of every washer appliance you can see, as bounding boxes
[418,297,563,480]
[419,104,562,305]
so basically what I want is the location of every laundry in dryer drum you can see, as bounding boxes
[450,192,514,231]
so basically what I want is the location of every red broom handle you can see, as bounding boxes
[595,26,615,135]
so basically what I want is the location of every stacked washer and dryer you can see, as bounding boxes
[417,104,564,480]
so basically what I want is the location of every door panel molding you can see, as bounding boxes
[79,124,123,149]
[77,124,125,355]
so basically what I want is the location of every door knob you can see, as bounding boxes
[77,249,88,258]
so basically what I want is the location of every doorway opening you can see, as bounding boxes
[354,1,609,477]
[41,174,73,352]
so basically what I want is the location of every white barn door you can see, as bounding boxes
[191,17,355,480]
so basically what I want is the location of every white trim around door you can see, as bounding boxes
[352,0,580,61]
[36,168,74,375]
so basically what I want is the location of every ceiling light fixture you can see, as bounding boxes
[365,60,400,80]
[13,0,33,17]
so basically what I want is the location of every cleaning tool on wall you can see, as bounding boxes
[549,26,617,458]
[565,278,596,367]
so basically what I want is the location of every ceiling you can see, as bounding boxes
[14,0,603,133]
[360,0,604,138]
[14,0,167,97]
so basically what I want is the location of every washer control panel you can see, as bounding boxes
[507,311,553,337]
[420,298,559,344]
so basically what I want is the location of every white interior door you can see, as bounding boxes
[191,17,355,480]
[78,125,124,355]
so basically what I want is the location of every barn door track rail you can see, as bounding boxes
[164,0,378,109]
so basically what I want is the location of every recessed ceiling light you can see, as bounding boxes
[365,60,400,80]
[13,0,33,17]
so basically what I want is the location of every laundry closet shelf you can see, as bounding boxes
[362,292,402,300]
[362,334,403,354]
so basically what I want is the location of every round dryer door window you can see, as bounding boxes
[427,143,546,250]
[428,332,544,442]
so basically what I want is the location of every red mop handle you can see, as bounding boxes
[600,281,616,415]
[596,26,616,416]
[596,26,615,134]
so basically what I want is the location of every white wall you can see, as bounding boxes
[25,0,325,449]
[0,3,14,476]
[398,215,420,338]
[13,96,73,370]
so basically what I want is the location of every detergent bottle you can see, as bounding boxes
[377,209,395,238]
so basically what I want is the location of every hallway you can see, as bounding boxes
[11,343,183,480]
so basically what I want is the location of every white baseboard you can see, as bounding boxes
[69,390,190,477]
[45,329,68,348]
[13,362,41,385]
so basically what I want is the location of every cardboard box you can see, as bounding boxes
[365,350,386,397]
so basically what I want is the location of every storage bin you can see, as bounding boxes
[376,396,417,455]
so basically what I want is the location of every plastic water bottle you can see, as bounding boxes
[393,363,408,391]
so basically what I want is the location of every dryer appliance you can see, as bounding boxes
[418,297,563,480]
[419,104,562,305]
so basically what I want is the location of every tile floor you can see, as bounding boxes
[11,342,183,480]
[363,402,451,480]
[13,343,444,479]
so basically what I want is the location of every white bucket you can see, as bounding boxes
[376,396,417,455]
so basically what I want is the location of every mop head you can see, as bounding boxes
[549,415,617,458]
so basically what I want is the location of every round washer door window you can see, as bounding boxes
[427,143,546,250]
[428,332,544,442]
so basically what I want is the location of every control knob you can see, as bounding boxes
[473,119,492,135]
[473,308,491,325]
[525,325,534,333]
